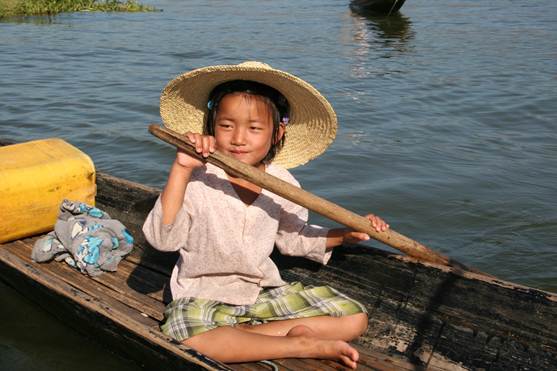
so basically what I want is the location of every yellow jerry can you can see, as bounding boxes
[0,138,96,243]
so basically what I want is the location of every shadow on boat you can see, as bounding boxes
[126,238,177,304]
[277,245,468,369]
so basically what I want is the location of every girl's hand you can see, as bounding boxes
[175,132,216,169]
[343,214,390,244]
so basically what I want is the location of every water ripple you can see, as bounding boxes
[1,0,556,291]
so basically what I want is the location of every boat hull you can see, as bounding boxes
[350,0,407,15]
[0,167,556,370]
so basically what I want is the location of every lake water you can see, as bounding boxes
[1,0,556,369]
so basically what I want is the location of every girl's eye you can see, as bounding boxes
[217,123,232,129]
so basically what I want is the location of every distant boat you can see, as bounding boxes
[350,0,407,15]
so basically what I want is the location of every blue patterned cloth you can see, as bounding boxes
[32,200,134,276]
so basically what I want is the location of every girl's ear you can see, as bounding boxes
[275,123,286,144]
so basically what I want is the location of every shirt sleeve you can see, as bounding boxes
[274,181,332,265]
[142,195,190,252]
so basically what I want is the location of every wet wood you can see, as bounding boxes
[279,248,557,369]
[1,169,556,370]
[0,239,230,371]
[0,232,402,370]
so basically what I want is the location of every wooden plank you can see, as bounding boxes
[6,239,157,326]
[273,246,557,369]
[230,344,422,371]
[90,270,166,321]
[107,255,169,303]
[273,358,338,371]
[0,242,230,371]
[356,346,446,371]
[6,237,166,321]
[400,263,557,369]
[3,239,411,371]
[227,364,273,371]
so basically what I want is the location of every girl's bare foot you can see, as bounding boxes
[286,324,316,337]
[307,338,360,369]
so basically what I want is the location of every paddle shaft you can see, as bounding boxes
[149,124,451,266]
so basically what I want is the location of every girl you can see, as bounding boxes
[144,62,389,369]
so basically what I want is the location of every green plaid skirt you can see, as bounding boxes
[161,281,367,342]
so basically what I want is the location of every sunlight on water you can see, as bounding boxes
[1,0,555,294]
[1,0,556,368]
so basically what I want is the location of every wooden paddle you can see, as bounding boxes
[149,124,462,268]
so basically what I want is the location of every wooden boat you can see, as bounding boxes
[350,0,407,15]
[1,143,556,370]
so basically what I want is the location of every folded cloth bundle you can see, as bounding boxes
[32,200,134,276]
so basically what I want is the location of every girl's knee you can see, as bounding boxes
[344,312,368,338]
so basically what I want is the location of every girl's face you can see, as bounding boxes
[214,93,284,168]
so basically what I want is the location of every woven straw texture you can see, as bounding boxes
[160,61,337,169]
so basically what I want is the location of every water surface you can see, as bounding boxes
[1,0,556,369]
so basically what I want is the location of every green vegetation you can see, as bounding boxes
[0,0,156,18]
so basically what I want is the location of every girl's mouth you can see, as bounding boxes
[229,149,248,154]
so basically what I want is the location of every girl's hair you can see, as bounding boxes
[204,80,290,163]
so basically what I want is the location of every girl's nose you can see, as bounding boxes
[231,128,246,145]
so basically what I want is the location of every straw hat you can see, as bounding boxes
[160,61,337,168]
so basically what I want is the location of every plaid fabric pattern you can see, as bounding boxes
[161,281,367,342]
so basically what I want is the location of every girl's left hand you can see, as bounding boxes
[343,214,390,244]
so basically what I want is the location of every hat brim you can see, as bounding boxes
[160,63,337,169]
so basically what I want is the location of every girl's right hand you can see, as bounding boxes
[175,132,216,169]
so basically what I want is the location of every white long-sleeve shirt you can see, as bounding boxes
[143,163,331,305]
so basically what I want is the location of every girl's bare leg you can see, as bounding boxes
[184,326,360,369]
[237,313,368,341]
